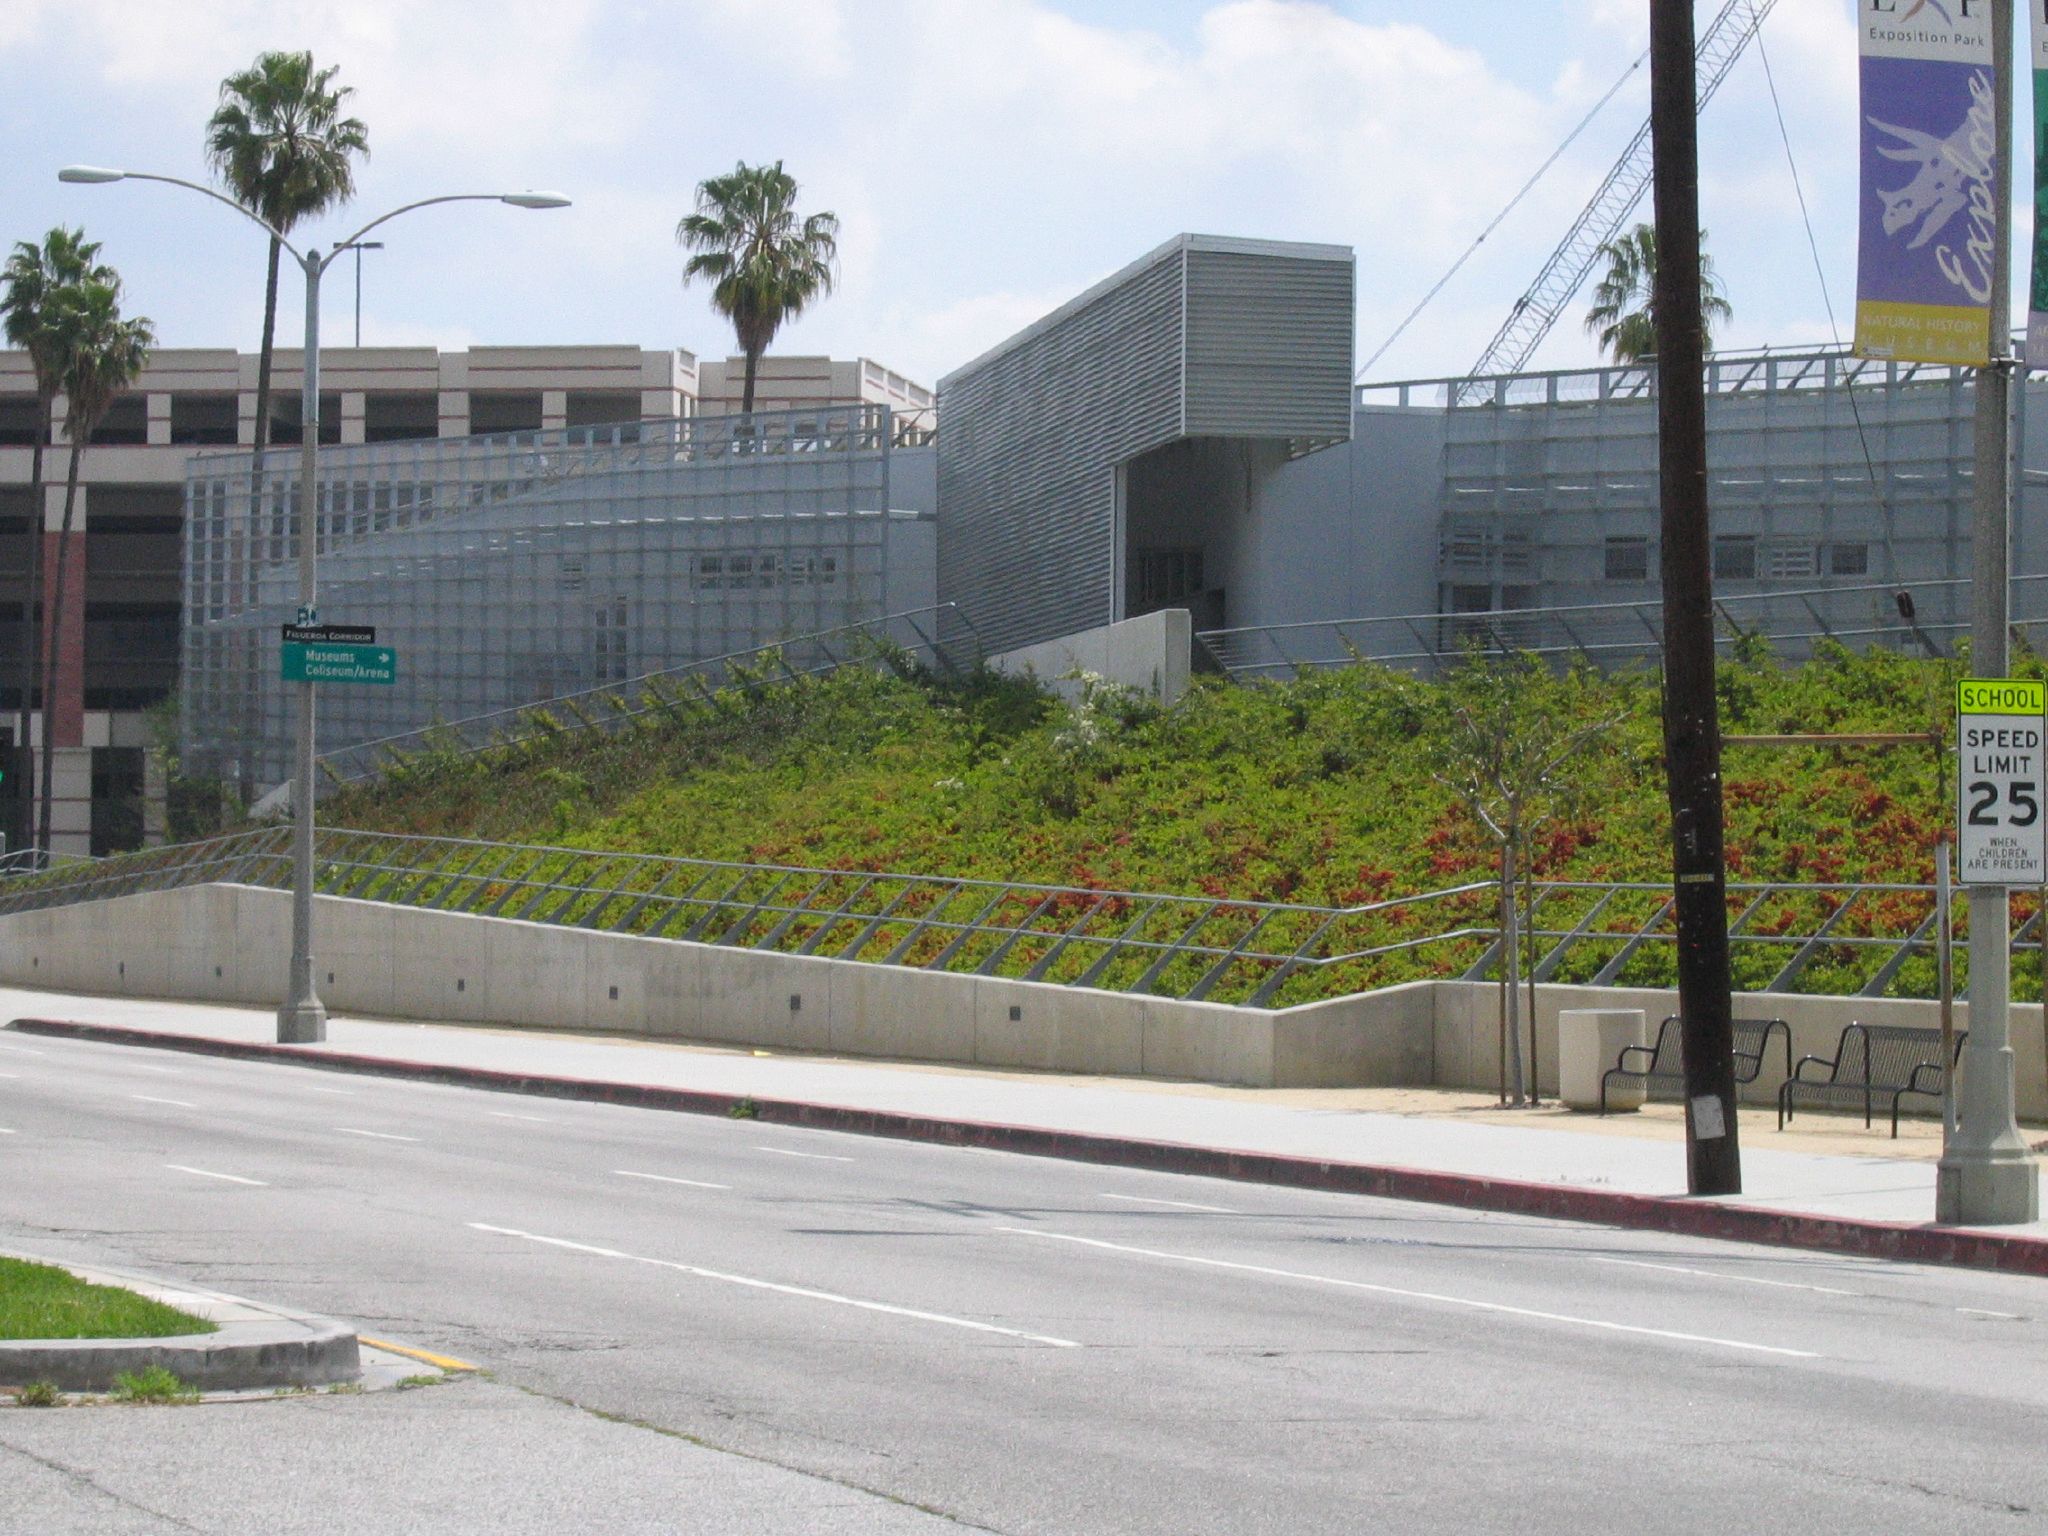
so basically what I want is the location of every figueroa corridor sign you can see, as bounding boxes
[1958,677,2047,885]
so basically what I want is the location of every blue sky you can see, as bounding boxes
[0,2,1898,387]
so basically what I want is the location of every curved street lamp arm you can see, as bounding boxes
[330,195,522,262]
[116,172,303,262]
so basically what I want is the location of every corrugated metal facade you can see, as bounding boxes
[938,235,1354,656]
[1183,244,1354,440]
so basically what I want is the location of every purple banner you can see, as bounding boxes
[1855,2,1994,366]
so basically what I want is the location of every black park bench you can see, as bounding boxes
[1599,1014,1793,1116]
[1776,1023,1965,1138]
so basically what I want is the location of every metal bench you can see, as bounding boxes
[1776,1023,1964,1137]
[1599,1014,1793,1115]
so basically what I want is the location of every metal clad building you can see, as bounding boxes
[938,235,1354,655]
[182,406,935,788]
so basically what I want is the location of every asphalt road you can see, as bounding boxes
[4,1029,2047,1535]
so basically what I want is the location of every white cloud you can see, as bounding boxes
[5,0,1904,388]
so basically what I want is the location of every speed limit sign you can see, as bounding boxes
[1958,678,2048,885]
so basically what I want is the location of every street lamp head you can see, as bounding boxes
[500,191,571,210]
[58,165,127,184]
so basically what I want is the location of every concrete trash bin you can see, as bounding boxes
[1558,1009,1648,1111]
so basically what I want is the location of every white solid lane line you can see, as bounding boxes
[1099,1193,1241,1215]
[131,1094,197,1109]
[336,1128,420,1143]
[1589,1256,1862,1298]
[166,1164,268,1187]
[488,1111,556,1124]
[469,1223,1080,1348]
[755,1146,854,1162]
[614,1170,732,1191]
[1000,1228,1818,1360]
[1958,1307,2024,1319]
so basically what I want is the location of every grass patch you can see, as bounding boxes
[12,1380,60,1407]
[395,1373,448,1390]
[111,1365,199,1404]
[0,1257,216,1341]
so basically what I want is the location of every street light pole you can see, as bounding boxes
[281,249,326,1040]
[1936,0,2040,1225]
[58,167,569,1044]
[350,241,383,348]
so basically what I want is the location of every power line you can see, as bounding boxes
[1357,48,1646,380]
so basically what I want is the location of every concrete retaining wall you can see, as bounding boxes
[990,610,1191,705]
[5,883,2043,1112]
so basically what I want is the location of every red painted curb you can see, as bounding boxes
[13,1015,2048,1279]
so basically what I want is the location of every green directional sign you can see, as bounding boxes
[281,641,397,686]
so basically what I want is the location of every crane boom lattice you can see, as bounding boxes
[1456,0,1778,400]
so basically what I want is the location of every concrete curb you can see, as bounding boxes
[0,1248,361,1394]
[13,1015,2048,1281]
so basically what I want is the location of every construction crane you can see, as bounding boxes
[1455,0,1779,397]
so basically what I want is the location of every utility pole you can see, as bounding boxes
[1650,0,1740,1196]
[1939,0,2040,1226]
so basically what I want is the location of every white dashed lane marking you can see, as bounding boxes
[755,1146,853,1163]
[166,1164,269,1187]
[1001,1228,1818,1359]
[336,1128,420,1143]
[131,1095,197,1109]
[615,1170,732,1191]
[1098,1193,1241,1214]
[469,1223,1079,1348]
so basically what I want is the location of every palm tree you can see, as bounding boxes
[35,277,153,857]
[205,50,369,453]
[1583,223,1732,363]
[1,228,115,859]
[676,161,839,414]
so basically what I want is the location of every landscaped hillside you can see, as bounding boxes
[305,639,2017,1001]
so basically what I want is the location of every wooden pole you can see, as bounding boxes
[1651,0,1741,1195]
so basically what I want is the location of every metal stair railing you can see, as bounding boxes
[0,833,1998,1008]
[0,828,1497,1008]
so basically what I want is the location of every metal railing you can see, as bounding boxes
[1357,340,1989,412]
[315,604,983,787]
[0,827,1499,1008]
[0,829,2012,1010]
[1196,575,2044,678]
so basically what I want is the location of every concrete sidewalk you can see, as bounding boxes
[6,982,2047,1264]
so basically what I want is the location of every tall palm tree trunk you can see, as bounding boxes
[36,440,84,858]
[252,234,282,452]
[741,345,760,415]
[12,395,47,858]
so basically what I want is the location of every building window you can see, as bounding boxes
[1134,548,1205,610]
[0,395,46,447]
[470,392,544,435]
[1828,541,1869,577]
[592,597,631,683]
[1713,536,1756,580]
[170,394,238,446]
[89,746,146,857]
[268,393,342,446]
[363,392,439,444]
[1446,584,1494,614]
[1764,541,1816,580]
[566,391,641,428]
[1603,536,1650,581]
[89,394,148,446]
